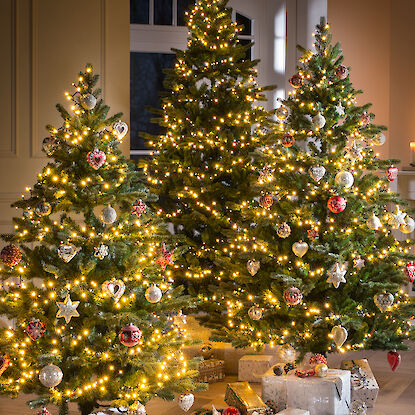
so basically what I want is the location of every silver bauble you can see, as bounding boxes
[276,106,289,120]
[35,201,52,216]
[366,213,381,230]
[312,112,326,129]
[335,171,354,188]
[315,362,328,377]
[101,205,117,224]
[80,93,97,110]
[39,364,63,387]
[372,133,386,146]
[400,217,415,234]
[276,344,296,363]
[145,285,162,303]
[248,306,263,320]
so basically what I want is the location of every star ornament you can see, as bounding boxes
[345,141,363,162]
[132,200,147,217]
[388,207,406,229]
[156,243,174,271]
[326,263,347,288]
[335,101,345,117]
[56,294,80,323]
[354,257,365,270]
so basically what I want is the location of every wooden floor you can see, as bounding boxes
[1,345,415,415]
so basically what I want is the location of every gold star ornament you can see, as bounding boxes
[56,294,80,323]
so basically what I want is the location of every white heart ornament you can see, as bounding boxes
[247,260,260,276]
[102,279,125,303]
[308,166,326,182]
[112,121,128,140]
[177,394,194,412]
[374,292,394,312]
[292,241,308,258]
[58,244,81,263]
[331,325,348,347]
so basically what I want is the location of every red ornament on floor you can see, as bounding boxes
[37,408,52,415]
[387,350,401,371]
[223,408,241,415]
[327,196,346,213]
[386,165,398,182]
[119,323,142,347]
[406,262,415,283]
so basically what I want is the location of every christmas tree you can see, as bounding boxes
[205,19,415,358]
[142,0,273,301]
[0,65,203,415]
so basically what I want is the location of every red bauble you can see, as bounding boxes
[0,244,22,267]
[289,74,303,88]
[386,165,398,182]
[259,195,273,209]
[335,65,348,80]
[283,287,303,306]
[405,262,415,283]
[87,148,106,170]
[223,408,241,415]
[327,196,346,213]
[309,353,327,367]
[281,134,295,148]
[26,320,46,341]
[387,350,401,372]
[119,323,142,347]
[37,408,52,415]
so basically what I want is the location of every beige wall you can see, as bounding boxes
[0,0,129,234]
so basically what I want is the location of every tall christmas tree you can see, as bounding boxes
[204,19,415,358]
[142,0,273,302]
[0,65,203,415]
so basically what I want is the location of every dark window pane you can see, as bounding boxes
[130,0,149,24]
[154,0,173,25]
[130,52,176,153]
[236,12,252,36]
[177,0,195,26]
[238,39,252,60]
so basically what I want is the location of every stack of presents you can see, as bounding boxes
[198,345,379,415]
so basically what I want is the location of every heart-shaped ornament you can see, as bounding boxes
[374,292,394,312]
[405,262,415,283]
[102,278,125,303]
[178,394,194,412]
[58,244,81,263]
[292,241,308,258]
[308,166,326,182]
[331,325,348,347]
[0,353,10,376]
[247,260,260,276]
[87,148,106,170]
[387,350,401,371]
[26,320,46,340]
[112,121,128,140]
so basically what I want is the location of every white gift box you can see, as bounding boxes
[238,355,275,383]
[277,409,310,415]
[340,359,379,408]
[262,368,351,415]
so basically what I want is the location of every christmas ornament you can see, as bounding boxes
[177,393,194,412]
[400,216,415,234]
[128,401,146,415]
[335,64,348,79]
[223,408,240,415]
[353,256,365,270]
[350,400,368,415]
[405,262,415,283]
[326,263,347,288]
[0,353,10,376]
[112,121,129,140]
[259,168,274,183]
[359,112,371,126]
[331,325,348,347]
[296,369,315,378]
[87,148,106,170]
[145,285,162,303]
[315,363,328,378]
[248,306,263,320]
[372,132,386,146]
[327,196,346,213]
[57,244,81,263]
[247,259,260,276]
[281,133,295,147]
[56,294,80,323]
[101,205,117,224]
[0,244,22,266]
[292,241,308,258]
[42,137,57,155]
[312,112,326,129]
[387,350,401,371]
[35,201,52,216]
[102,278,125,303]
[335,171,354,188]
[200,343,214,359]
[259,194,273,209]
[307,227,319,240]
[276,106,289,120]
[346,141,364,162]
[94,243,109,260]
[37,408,52,415]
[119,323,142,347]
[308,165,326,182]
[283,287,302,305]
[39,364,63,387]
[156,243,174,270]
[132,200,147,217]
[366,213,382,230]
[289,73,303,88]
[275,222,291,238]
[272,363,285,376]
[335,101,345,116]
[26,320,46,340]
[388,206,406,229]
[309,353,327,367]
[374,292,394,312]
[277,344,296,363]
[386,165,398,182]
[284,362,296,373]
[212,405,221,415]
[80,93,97,110]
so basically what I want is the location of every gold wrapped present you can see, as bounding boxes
[195,359,225,383]
[225,382,267,415]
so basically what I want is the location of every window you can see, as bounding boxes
[235,12,253,60]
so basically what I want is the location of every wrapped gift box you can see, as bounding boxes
[225,382,267,415]
[262,368,351,415]
[195,359,225,383]
[340,359,379,408]
[278,409,310,415]
[238,355,275,383]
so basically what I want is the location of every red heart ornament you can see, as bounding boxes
[387,350,401,371]
[0,353,10,376]
[87,149,106,170]
[26,320,46,340]
[405,262,415,283]
[386,165,398,182]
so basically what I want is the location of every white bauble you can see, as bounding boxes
[80,93,97,110]
[39,364,63,387]
[335,171,354,188]
[372,133,386,146]
[312,112,326,129]
[276,344,296,363]
[315,363,328,378]
[101,205,117,224]
[366,213,381,230]
[400,217,415,234]
[145,285,162,303]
